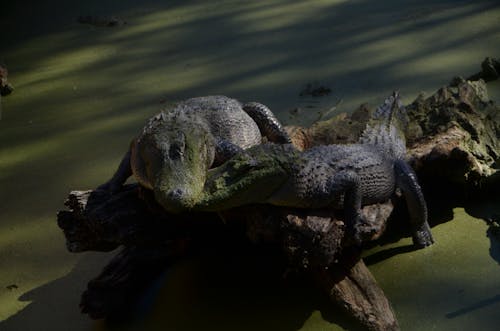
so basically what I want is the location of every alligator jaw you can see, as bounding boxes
[154,187,196,214]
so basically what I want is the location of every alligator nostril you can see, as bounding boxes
[167,188,184,199]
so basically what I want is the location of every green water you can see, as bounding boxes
[1,1,499,330]
[365,205,500,331]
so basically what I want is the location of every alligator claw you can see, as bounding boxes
[412,228,435,248]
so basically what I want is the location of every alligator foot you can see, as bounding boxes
[353,221,380,246]
[412,223,435,248]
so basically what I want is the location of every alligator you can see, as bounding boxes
[189,92,434,248]
[98,95,291,213]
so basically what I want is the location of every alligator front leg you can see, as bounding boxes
[97,149,133,193]
[326,171,370,245]
[243,102,292,144]
[394,159,434,248]
[212,140,244,167]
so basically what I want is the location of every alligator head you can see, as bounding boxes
[131,113,216,213]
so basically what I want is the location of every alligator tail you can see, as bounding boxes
[359,91,408,159]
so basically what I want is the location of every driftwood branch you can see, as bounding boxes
[57,185,221,252]
[315,255,400,331]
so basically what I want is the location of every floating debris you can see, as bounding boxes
[77,15,127,27]
[6,284,18,290]
[299,82,332,97]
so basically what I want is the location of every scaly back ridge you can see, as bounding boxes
[359,91,408,159]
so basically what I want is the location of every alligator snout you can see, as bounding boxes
[167,188,185,200]
[154,187,194,214]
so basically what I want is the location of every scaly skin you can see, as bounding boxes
[193,93,434,248]
[98,95,290,213]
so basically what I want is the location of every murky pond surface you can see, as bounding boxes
[1,1,499,330]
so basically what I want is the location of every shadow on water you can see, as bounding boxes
[0,253,112,331]
[464,198,500,265]
[360,182,459,264]
[363,169,500,264]
[446,294,500,319]
[486,226,500,265]
[122,241,363,331]
[0,245,365,331]
[363,244,416,266]
[2,0,500,129]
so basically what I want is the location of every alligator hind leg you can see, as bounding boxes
[394,159,434,248]
[97,149,133,193]
[243,102,292,144]
[326,171,371,245]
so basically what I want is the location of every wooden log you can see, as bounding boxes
[465,57,499,82]
[58,185,398,330]
[314,253,399,331]
[57,185,222,252]
[278,208,399,331]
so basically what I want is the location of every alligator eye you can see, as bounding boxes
[168,132,186,160]
[169,143,184,159]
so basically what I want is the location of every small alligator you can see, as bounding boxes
[193,92,434,247]
[98,95,290,213]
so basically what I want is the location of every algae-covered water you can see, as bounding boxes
[1,1,499,330]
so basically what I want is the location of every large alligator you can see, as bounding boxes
[98,95,291,212]
[192,92,434,247]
